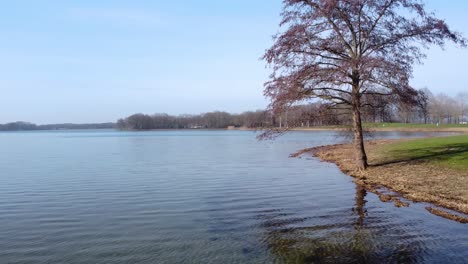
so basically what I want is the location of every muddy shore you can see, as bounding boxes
[295,139,468,223]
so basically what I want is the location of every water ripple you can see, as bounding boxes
[0,130,466,263]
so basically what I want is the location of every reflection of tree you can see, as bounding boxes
[353,185,367,229]
[259,184,424,263]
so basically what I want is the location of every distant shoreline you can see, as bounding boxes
[228,126,468,133]
[289,127,468,133]
[2,125,468,133]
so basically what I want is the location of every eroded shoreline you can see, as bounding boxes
[294,138,468,223]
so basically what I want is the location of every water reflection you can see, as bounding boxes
[260,184,425,263]
[353,185,367,228]
[0,130,466,263]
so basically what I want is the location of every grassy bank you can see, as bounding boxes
[364,123,468,133]
[375,135,468,170]
[288,123,468,133]
[365,123,468,129]
[307,134,468,220]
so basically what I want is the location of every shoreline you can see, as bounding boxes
[5,126,465,133]
[289,127,468,133]
[229,126,468,133]
[295,137,468,223]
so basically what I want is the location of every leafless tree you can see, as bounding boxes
[262,0,465,169]
[416,88,431,124]
[457,92,468,123]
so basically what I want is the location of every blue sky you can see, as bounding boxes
[1,1,467,124]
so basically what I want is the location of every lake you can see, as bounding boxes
[0,130,466,263]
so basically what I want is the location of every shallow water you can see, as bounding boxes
[0,130,466,264]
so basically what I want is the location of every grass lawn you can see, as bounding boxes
[294,123,468,132]
[376,134,468,170]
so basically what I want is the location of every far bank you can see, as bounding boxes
[290,123,468,133]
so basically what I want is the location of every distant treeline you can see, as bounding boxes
[118,89,468,130]
[116,104,358,130]
[3,88,466,131]
[116,111,272,130]
[0,121,115,131]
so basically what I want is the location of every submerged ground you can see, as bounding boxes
[312,134,468,217]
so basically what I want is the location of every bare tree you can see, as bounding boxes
[263,0,465,169]
[457,92,468,123]
[417,88,431,124]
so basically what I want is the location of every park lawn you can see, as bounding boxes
[375,134,468,170]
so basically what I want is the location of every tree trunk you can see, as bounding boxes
[352,91,368,170]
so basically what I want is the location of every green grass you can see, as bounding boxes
[378,135,468,170]
[364,122,468,129]
[299,123,468,130]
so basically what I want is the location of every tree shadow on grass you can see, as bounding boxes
[371,143,468,167]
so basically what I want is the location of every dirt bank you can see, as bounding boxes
[299,139,468,222]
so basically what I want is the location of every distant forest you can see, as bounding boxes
[2,89,466,131]
[0,122,115,131]
[117,89,467,130]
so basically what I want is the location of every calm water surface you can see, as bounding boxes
[0,130,466,264]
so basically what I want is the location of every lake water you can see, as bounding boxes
[0,130,466,264]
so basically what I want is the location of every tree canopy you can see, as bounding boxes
[263,0,466,169]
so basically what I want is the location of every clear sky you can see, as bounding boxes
[1,1,467,124]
